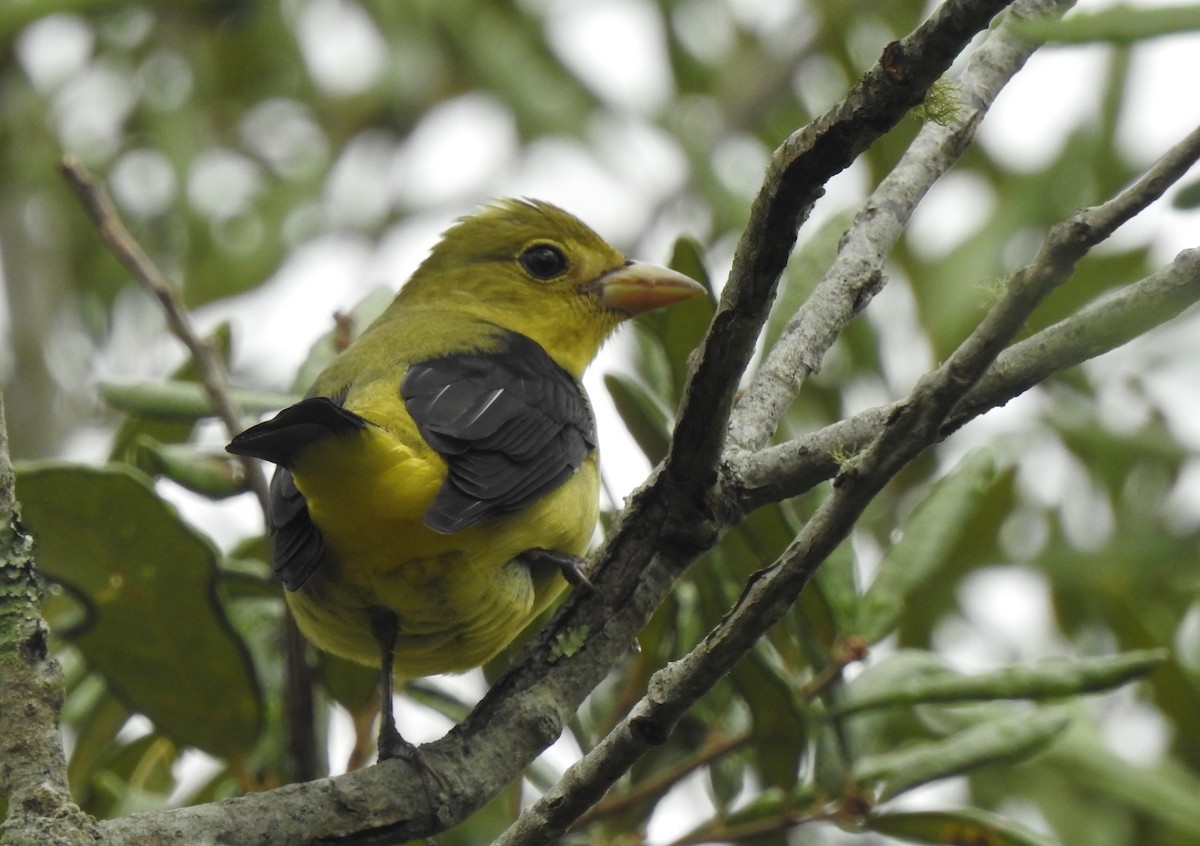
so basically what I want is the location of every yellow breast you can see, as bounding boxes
[283,419,598,677]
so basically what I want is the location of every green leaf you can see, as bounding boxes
[88,733,181,818]
[812,709,851,797]
[1057,417,1186,505]
[135,438,245,499]
[17,463,263,760]
[436,775,523,846]
[633,236,716,403]
[671,787,795,846]
[835,650,1167,717]
[865,808,1060,846]
[1016,4,1200,44]
[812,535,860,633]
[843,649,955,698]
[854,708,1071,800]
[101,381,296,421]
[404,679,475,725]
[707,740,748,813]
[854,449,1001,643]
[729,646,806,793]
[667,234,712,291]
[1042,719,1200,841]
[319,652,379,716]
[182,214,290,311]
[427,0,600,139]
[67,684,133,810]
[604,373,673,464]
[1173,177,1200,209]
[838,650,957,758]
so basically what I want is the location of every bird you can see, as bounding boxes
[226,198,706,763]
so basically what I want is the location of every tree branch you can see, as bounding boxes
[47,8,1197,845]
[80,1,1017,844]
[489,115,1200,846]
[486,0,1054,843]
[946,246,1200,427]
[664,0,1017,495]
[732,243,1200,513]
[0,394,97,846]
[728,0,1077,452]
[737,117,1200,508]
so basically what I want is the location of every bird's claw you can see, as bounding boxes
[522,548,605,599]
[378,726,447,790]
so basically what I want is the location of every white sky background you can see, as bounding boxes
[10,0,1200,839]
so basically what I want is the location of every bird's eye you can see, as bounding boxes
[519,243,569,280]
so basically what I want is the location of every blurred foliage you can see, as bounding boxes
[3,1,1200,844]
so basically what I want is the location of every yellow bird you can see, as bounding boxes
[227,199,705,760]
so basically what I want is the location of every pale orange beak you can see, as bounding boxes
[591,260,708,316]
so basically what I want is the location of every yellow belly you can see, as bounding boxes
[284,422,597,678]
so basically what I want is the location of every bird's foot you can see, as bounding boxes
[521,548,604,597]
[378,724,447,789]
[376,720,413,761]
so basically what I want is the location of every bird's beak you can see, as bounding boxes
[591,261,708,316]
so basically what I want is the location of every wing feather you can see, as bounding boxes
[402,331,596,534]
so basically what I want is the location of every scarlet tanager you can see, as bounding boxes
[227,199,705,760]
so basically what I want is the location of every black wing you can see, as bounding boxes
[402,331,597,534]
[227,395,367,590]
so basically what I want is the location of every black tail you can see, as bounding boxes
[226,396,368,467]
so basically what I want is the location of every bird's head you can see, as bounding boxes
[395,199,707,376]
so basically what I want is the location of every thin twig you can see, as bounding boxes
[574,731,752,829]
[798,636,871,701]
[58,156,271,514]
[664,808,831,846]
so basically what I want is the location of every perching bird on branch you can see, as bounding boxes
[227,198,705,762]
